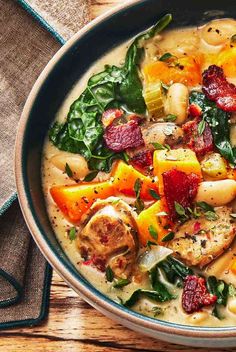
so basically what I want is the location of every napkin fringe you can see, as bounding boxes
[16,0,66,45]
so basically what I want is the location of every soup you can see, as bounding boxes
[42,14,236,327]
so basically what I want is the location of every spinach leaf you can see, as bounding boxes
[123,289,173,308]
[207,276,229,306]
[49,14,172,172]
[158,256,193,286]
[189,91,236,166]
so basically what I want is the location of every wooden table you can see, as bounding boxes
[1,1,236,351]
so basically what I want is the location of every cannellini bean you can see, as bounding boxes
[164,83,189,125]
[187,311,209,324]
[50,151,89,180]
[200,19,236,47]
[230,124,236,147]
[195,180,236,206]
[228,299,236,314]
[142,122,183,150]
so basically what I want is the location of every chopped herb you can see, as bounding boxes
[152,142,170,151]
[159,52,174,61]
[123,151,130,163]
[148,225,158,240]
[204,211,219,221]
[84,170,99,182]
[198,119,206,135]
[135,198,145,214]
[111,198,120,205]
[196,201,214,212]
[134,178,142,198]
[152,306,164,317]
[68,227,76,241]
[149,189,161,200]
[65,163,73,178]
[162,231,175,242]
[146,240,158,248]
[113,278,130,288]
[165,114,177,122]
[134,179,144,213]
[174,202,186,217]
[152,142,166,150]
[105,266,114,282]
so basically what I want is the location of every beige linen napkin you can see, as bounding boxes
[0,0,90,327]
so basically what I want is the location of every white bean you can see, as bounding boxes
[195,180,236,207]
[188,311,209,324]
[228,299,236,314]
[50,151,89,180]
[164,83,189,125]
[200,19,236,47]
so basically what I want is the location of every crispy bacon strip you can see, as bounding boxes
[202,65,236,112]
[183,119,214,156]
[130,149,153,171]
[104,120,144,152]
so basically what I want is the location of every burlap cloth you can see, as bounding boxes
[0,0,90,328]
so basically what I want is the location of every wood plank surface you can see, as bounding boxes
[2,0,236,351]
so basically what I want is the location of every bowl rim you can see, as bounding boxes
[15,0,236,339]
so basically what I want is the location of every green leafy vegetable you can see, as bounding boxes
[229,284,236,297]
[49,14,172,172]
[68,227,76,241]
[207,276,229,306]
[190,91,236,166]
[105,266,114,282]
[65,163,73,178]
[148,225,158,240]
[158,256,193,286]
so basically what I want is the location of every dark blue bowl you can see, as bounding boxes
[15,0,236,346]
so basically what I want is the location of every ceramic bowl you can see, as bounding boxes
[15,0,236,347]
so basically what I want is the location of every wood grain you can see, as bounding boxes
[2,0,236,351]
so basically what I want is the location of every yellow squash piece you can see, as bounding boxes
[153,148,202,195]
[50,181,114,223]
[111,161,158,200]
[136,200,170,246]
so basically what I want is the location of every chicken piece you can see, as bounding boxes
[77,197,138,278]
[167,207,236,268]
[142,122,183,150]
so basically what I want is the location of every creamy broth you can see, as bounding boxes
[42,17,236,327]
